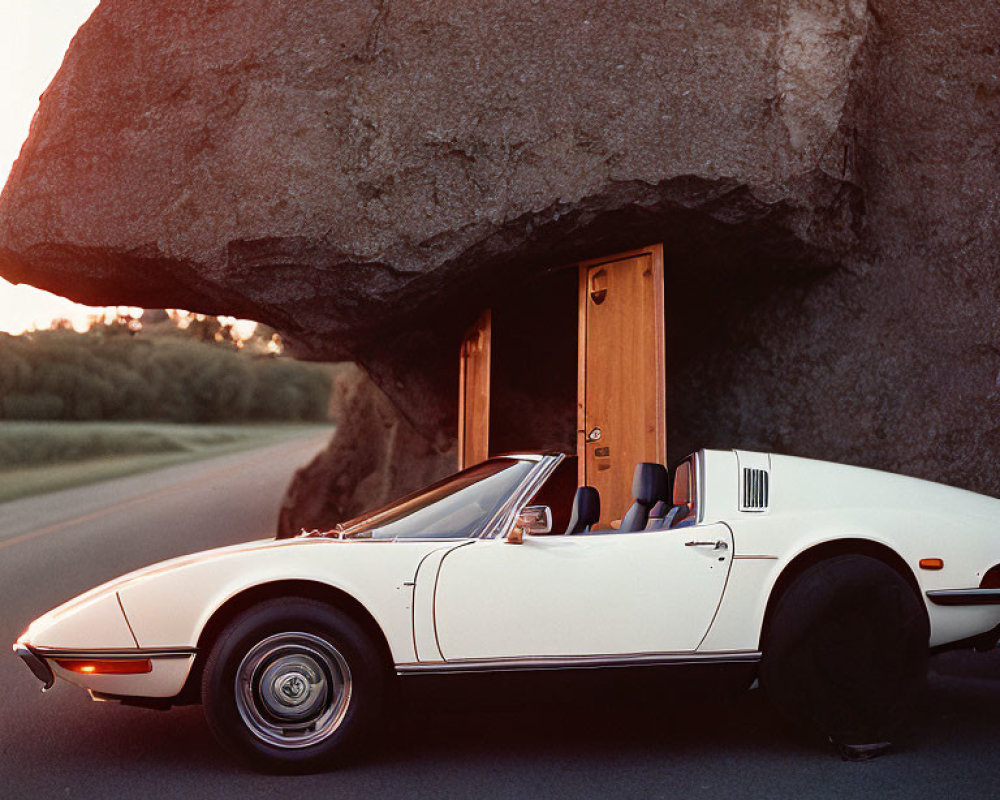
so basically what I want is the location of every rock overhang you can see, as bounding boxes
[0,0,871,367]
[4,0,999,520]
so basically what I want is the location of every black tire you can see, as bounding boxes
[759,554,928,746]
[201,598,385,773]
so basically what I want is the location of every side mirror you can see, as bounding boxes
[506,505,553,543]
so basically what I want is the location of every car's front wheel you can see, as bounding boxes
[201,598,385,773]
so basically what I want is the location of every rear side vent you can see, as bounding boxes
[740,468,769,511]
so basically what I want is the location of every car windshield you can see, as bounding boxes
[336,457,537,540]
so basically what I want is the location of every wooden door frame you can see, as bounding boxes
[576,243,666,488]
[457,308,492,470]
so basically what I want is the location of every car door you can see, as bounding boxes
[431,522,733,661]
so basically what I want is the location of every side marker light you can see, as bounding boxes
[54,659,152,675]
[919,558,944,571]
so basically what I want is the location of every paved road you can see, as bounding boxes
[2,434,1000,799]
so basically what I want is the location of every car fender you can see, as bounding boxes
[701,512,1000,652]
[700,522,907,652]
[116,538,463,665]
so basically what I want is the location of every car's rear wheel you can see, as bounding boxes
[759,554,928,749]
[201,598,385,773]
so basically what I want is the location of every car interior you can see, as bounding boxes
[528,458,697,536]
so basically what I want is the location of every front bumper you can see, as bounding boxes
[13,642,54,691]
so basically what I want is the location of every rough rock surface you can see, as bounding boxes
[279,364,454,535]
[1,0,999,520]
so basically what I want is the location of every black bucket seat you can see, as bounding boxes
[619,463,669,532]
[565,486,601,535]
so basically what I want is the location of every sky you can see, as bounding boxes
[0,1,255,338]
[0,1,103,334]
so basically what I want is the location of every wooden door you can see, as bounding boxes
[458,309,492,469]
[578,245,665,526]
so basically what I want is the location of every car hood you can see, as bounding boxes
[23,535,462,655]
[18,538,304,646]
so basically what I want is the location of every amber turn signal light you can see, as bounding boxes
[919,558,944,571]
[54,659,152,675]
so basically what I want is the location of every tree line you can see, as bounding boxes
[0,324,336,423]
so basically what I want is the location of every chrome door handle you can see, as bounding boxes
[685,540,728,551]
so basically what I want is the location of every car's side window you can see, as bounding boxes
[526,456,578,535]
[668,457,697,528]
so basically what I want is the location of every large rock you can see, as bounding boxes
[1,0,998,516]
[278,364,454,536]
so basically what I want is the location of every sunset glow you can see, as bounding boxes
[0,2,105,334]
[0,278,120,334]
[0,4,262,340]
[0,277,259,341]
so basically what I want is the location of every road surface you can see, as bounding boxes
[1,432,999,799]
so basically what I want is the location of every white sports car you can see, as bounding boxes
[14,450,1000,771]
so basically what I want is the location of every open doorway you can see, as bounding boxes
[458,244,666,528]
[489,267,579,456]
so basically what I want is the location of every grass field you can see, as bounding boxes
[0,421,334,503]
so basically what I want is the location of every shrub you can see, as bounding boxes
[0,329,336,423]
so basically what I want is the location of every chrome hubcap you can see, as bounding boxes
[278,673,306,701]
[235,631,352,749]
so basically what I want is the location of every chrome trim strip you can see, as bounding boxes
[116,591,141,648]
[693,522,735,652]
[430,541,476,660]
[395,650,761,675]
[33,646,196,660]
[482,454,565,540]
[733,555,778,560]
[388,537,473,544]
[926,588,1000,606]
[694,450,705,525]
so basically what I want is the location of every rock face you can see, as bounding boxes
[1,0,999,519]
[278,364,454,536]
